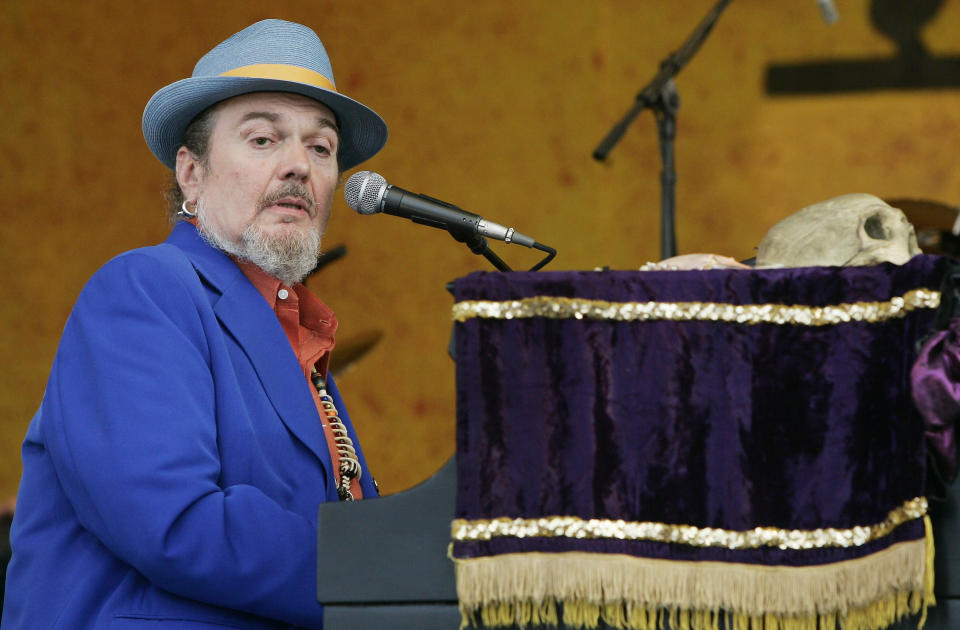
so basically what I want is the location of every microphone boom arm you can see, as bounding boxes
[593,0,733,259]
[382,187,556,272]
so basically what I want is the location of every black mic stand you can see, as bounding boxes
[417,196,555,272]
[445,226,558,272]
[593,0,733,260]
[446,225,513,272]
[400,192,557,272]
[400,191,514,271]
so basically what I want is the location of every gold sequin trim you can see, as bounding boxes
[451,497,927,550]
[451,289,940,326]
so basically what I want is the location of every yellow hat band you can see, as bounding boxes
[219,64,337,92]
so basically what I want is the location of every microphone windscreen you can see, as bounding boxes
[344,171,388,215]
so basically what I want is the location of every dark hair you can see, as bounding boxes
[164,104,220,221]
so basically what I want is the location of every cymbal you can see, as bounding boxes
[330,329,384,377]
[886,197,960,256]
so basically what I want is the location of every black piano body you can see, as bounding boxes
[316,457,460,629]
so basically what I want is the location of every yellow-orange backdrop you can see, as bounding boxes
[2,0,960,499]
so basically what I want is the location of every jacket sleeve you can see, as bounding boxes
[41,250,325,628]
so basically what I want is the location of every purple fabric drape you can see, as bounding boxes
[912,316,960,482]
[452,256,949,567]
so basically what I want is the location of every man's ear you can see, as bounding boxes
[175,147,204,201]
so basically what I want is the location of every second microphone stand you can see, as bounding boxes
[593,0,732,260]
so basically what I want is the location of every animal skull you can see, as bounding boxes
[756,193,921,267]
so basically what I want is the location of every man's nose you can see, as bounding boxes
[280,143,311,181]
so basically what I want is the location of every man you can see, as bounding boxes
[2,19,386,629]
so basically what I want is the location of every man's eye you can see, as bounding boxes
[252,137,271,146]
[312,144,331,155]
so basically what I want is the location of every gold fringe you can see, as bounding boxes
[462,594,928,630]
[456,537,933,629]
[919,514,936,629]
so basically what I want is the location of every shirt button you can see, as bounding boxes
[278,289,289,300]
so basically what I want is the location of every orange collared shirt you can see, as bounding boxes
[236,258,337,378]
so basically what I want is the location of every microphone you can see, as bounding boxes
[817,0,838,24]
[343,171,536,248]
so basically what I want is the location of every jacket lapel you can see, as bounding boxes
[165,223,334,472]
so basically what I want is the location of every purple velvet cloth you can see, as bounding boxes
[912,317,960,482]
[453,256,950,564]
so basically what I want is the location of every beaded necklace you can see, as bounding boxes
[310,368,361,501]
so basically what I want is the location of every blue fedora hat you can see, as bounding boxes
[142,19,387,171]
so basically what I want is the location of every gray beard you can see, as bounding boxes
[195,200,321,286]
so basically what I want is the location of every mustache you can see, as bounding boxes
[258,184,317,215]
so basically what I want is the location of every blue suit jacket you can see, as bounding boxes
[2,222,377,629]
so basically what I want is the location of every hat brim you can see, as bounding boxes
[142,76,387,171]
